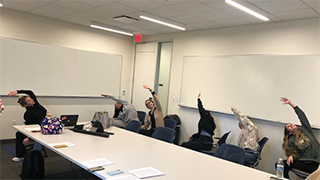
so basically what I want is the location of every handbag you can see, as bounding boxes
[92,111,110,129]
[40,117,63,135]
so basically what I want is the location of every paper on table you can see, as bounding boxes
[48,142,75,148]
[81,158,114,168]
[128,167,164,179]
[25,127,41,131]
[108,175,141,180]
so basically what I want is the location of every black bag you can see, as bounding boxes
[20,150,45,179]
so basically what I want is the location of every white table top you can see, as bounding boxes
[14,125,275,180]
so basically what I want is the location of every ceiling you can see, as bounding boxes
[1,0,319,36]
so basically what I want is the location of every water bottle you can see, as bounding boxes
[276,158,284,179]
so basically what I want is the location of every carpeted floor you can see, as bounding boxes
[0,139,101,180]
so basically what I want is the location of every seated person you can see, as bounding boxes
[181,92,216,151]
[101,94,138,128]
[279,97,320,179]
[140,85,164,136]
[8,90,47,161]
[231,105,260,164]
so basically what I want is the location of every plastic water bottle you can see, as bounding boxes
[276,158,284,179]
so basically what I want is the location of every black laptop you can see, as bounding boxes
[60,115,79,127]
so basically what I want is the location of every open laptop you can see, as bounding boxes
[60,115,79,127]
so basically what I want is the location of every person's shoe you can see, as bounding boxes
[12,157,24,162]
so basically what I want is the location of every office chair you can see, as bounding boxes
[164,119,177,130]
[290,168,311,179]
[214,144,245,165]
[125,120,142,133]
[137,111,146,125]
[151,127,175,143]
[202,131,231,155]
[244,137,269,168]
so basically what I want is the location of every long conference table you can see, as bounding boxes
[14,125,276,180]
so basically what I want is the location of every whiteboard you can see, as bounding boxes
[180,55,320,128]
[0,38,122,97]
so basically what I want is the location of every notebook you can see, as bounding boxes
[60,115,79,127]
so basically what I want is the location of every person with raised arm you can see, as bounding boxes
[101,94,138,128]
[139,85,164,136]
[181,92,216,151]
[8,90,47,161]
[279,97,320,179]
[231,105,260,164]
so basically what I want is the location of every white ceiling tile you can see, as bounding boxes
[145,6,185,18]
[30,4,77,19]
[97,2,139,15]
[151,0,189,6]
[119,0,163,10]
[2,0,55,12]
[273,8,319,20]
[186,21,223,30]
[170,1,214,14]
[198,0,230,10]
[194,9,234,21]
[254,1,310,13]
[213,18,250,27]
[171,14,207,24]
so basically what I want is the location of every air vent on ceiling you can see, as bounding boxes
[112,15,139,24]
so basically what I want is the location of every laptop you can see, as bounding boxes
[60,115,79,127]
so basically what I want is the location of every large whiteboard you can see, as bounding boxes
[180,55,320,128]
[0,38,122,97]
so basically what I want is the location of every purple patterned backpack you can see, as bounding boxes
[40,117,63,135]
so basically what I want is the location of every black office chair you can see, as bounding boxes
[164,119,177,130]
[214,143,245,165]
[137,111,146,125]
[151,127,175,143]
[125,120,142,133]
[202,131,231,155]
[290,168,310,179]
[244,137,269,168]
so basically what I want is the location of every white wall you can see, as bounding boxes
[143,18,320,174]
[0,9,135,139]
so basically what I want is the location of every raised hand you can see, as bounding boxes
[197,92,201,99]
[8,90,18,96]
[280,97,290,104]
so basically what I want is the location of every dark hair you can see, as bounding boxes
[145,97,153,103]
[17,96,27,107]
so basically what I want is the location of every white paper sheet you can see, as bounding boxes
[25,127,41,131]
[108,174,141,180]
[128,167,164,179]
[81,158,114,168]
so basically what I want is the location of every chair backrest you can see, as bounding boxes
[258,137,269,155]
[164,119,177,130]
[125,120,142,133]
[245,137,269,168]
[214,144,245,165]
[151,127,175,143]
[137,111,146,125]
[217,131,231,146]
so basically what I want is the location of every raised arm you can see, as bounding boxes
[143,85,162,111]
[281,97,312,133]
[101,94,129,105]
[280,97,296,108]
[197,92,205,116]
[9,90,38,103]
[231,106,255,131]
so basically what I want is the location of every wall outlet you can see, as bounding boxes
[12,120,16,125]
[122,89,125,96]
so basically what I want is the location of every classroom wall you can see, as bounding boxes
[0,9,135,139]
[142,18,320,174]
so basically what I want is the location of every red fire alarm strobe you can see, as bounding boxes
[134,34,142,42]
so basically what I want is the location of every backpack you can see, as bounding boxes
[20,150,45,179]
[40,117,63,135]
